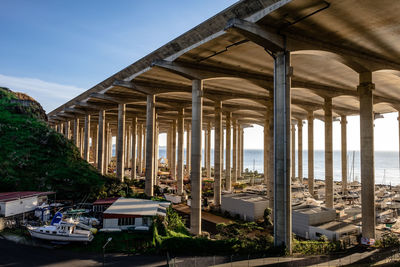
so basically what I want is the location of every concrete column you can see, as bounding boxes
[97,110,105,175]
[307,112,314,196]
[191,79,203,235]
[116,104,126,180]
[232,120,238,183]
[155,123,159,185]
[64,121,69,138]
[398,114,400,171]
[225,112,232,191]
[186,122,191,174]
[104,122,109,174]
[73,118,79,147]
[341,115,348,195]
[131,117,137,179]
[145,95,155,197]
[264,113,269,184]
[206,122,211,178]
[93,125,98,165]
[126,125,131,169]
[143,127,146,171]
[297,119,303,184]
[268,99,274,211]
[214,100,222,206]
[177,108,185,194]
[64,121,70,139]
[83,114,90,161]
[324,97,333,209]
[80,127,84,157]
[238,124,242,177]
[273,51,291,251]
[358,72,375,240]
[171,119,177,180]
[291,123,296,181]
[167,127,172,169]
[138,123,143,175]
[60,123,63,134]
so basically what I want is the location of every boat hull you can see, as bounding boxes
[28,229,93,242]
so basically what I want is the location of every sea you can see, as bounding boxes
[113,145,400,185]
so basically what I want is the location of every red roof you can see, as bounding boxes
[93,197,119,205]
[0,191,55,202]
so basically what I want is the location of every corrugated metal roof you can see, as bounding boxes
[0,191,55,202]
[103,198,171,216]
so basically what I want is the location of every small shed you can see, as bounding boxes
[309,221,360,241]
[0,191,54,218]
[102,198,170,230]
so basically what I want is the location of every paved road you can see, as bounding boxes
[0,238,233,267]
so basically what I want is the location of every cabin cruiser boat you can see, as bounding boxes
[27,212,94,242]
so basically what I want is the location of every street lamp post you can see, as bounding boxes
[103,237,112,266]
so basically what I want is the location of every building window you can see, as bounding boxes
[118,217,135,226]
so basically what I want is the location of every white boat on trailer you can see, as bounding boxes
[27,212,94,242]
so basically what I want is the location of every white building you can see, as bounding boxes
[292,205,337,239]
[221,193,269,221]
[0,191,54,218]
[102,198,170,230]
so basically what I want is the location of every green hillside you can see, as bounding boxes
[0,87,105,200]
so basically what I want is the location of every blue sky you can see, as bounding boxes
[0,0,236,110]
[1,0,399,151]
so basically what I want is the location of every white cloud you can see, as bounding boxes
[0,73,84,113]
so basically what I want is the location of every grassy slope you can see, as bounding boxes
[0,87,104,200]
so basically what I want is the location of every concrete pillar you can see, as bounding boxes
[307,111,314,196]
[60,123,63,134]
[297,119,303,184]
[93,125,98,165]
[291,123,296,181]
[80,127,84,157]
[64,121,70,139]
[264,113,269,184]
[143,127,146,171]
[238,124,243,177]
[171,119,177,180]
[73,118,79,147]
[324,97,333,209]
[358,72,375,240]
[116,104,126,180]
[214,100,222,206]
[206,122,211,178]
[190,79,203,235]
[126,125,131,169]
[104,122,109,174]
[268,99,274,211]
[273,51,291,251]
[341,115,348,195]
[138,123,143,175]
[97,110,105,175]
[131,117,137,179]
[225,112,232,191]
[167,127,171,169]
[232,120,238,184]
[83,114,90,161]
[155,123,159,185]
[145,95,155,197]
[186,122,191,175]
[397,113,400,172]
[177,108,185,195]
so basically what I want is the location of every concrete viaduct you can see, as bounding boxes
[47,0,400,251]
